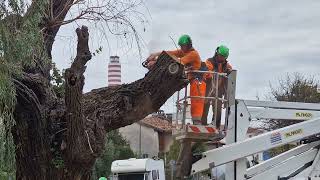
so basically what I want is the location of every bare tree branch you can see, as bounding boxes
[263,73,320,131]
[24,0,148,79]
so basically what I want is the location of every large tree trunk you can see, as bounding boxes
[12,25,188,179]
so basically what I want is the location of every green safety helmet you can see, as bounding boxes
[178,34,192,46]
[216,45,229,58]
[98,177,107,180]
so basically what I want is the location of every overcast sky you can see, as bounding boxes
[52,0,320,113]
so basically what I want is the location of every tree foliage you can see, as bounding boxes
[166,140,181,162]
[167,140,207,164]
[0,1,48,176]
[165,140,206,178]
[51,62,65,98]
[92,130,134,179]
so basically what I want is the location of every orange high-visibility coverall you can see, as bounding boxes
[167,49,206,123]
[202,58,232,127]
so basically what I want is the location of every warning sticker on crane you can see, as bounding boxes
[270,132,282,145]
[295,112,312,118]
[284,129,303,138]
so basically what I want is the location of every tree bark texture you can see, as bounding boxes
[13,24,188,179]
[175,140,193,179]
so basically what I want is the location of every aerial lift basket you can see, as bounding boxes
[173,70,229,142]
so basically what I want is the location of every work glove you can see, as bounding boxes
[142,55,155,69]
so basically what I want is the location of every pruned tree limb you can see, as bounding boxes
[77,51,188,164]
[64,26,93,169]
[60,26,188,171]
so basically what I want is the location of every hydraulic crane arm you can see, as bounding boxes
[191,99,320,178]
[192,116,320,173]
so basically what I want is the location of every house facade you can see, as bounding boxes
[119,114,173,158]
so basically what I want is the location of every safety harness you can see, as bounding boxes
[208,57,229,73]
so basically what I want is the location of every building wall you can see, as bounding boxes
[119,123,159,158]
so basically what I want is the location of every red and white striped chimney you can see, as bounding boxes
[108,56,121,86]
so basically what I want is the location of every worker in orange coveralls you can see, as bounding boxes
[201,45,232,128]
[146,34,207,125]
[146,35,209,179]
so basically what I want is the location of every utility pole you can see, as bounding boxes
[139,123,142,158]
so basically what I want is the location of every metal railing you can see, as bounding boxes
[175,70,230,129]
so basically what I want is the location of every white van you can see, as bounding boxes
[111,158,165,180]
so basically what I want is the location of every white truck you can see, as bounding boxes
[111,158,165,180]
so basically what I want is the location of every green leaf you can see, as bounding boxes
[92,130,135,178]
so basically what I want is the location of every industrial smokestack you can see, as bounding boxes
[108,56,121,86]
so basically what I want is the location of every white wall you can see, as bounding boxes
[119,123,159,158]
